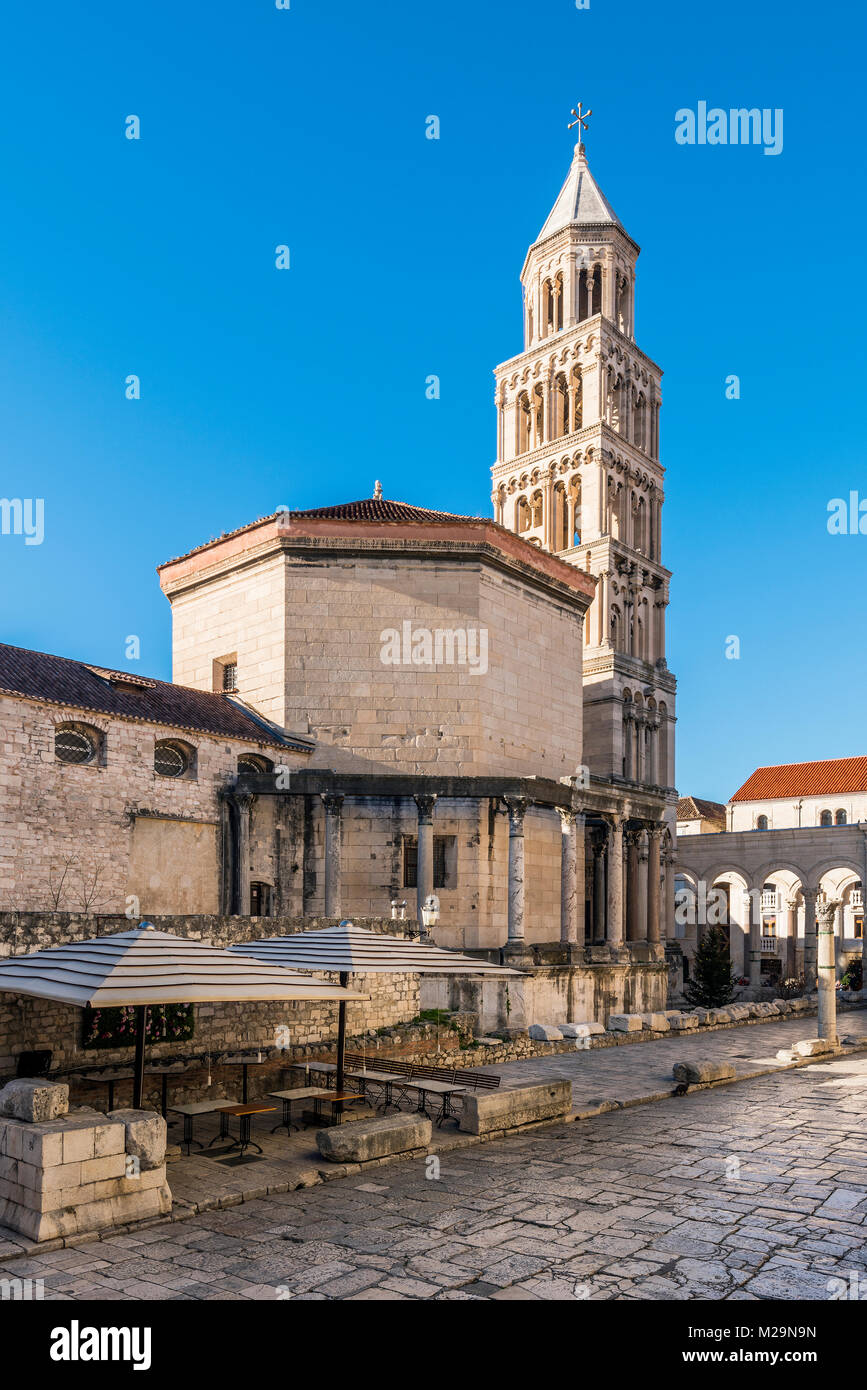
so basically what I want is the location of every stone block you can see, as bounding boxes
[789,998,811,1013]
[317,1113,431,1163]
[640,1013,671,1032]
[559,1021,605,1038]
[0,1080,68,1124]
[793,1038,834,1058]
[669,1013,699,1030]
[93,1121,126,1158]
[772,999,790,1013]
[80,1153,127,1184]
[672,1061,736,1084]
[460,1081,572,1136]
[703,1009,727,1025]
[19,1124,64,1168]
[61,1121,97,1164]
[607,1014,643,1032]
[528,1024,564,1041]
[108,1109,167,1170]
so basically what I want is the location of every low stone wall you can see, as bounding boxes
[460,1080,572,1136]
[420,957,668,1033]
[0,913,420,1097]
[0,1081,171,1242]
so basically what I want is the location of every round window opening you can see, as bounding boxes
[56,728,94,765]
[154,743,188,778]
[238,757,264,777]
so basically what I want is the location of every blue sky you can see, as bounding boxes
[0,0,864,802]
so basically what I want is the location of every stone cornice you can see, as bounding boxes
[159,521,596,614]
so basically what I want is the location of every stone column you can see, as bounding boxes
[559,809,584,946]
[647,826,662,943]
[663,843,676,941]
[506,797,527,943]
[786,897,798,980]
[235,793,254,917]
[746,888,762,990]
[625,830,641,942]
[414,793,437,930]
[802,888,818,992]
[606,817,624,946]
[593,839,606,943]
[321,792,344,916]
[816,898,840,1044]
[623,713,634,780]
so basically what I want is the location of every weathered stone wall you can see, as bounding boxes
[164,547,586,782]
[420,959,668,1033]
[0,695,304,916]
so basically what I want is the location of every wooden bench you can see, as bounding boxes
[332,1053,501,1122]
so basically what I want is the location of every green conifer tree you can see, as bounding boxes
[683,926,736,1008]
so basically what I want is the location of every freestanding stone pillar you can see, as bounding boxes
[647,825,661,943]
[785,897,799,980]
[506,798,527,943]
[816,898,840,1044]
[802,888,818,993]
[414,793,437,929]
[746,888,762,990]
[321,793,344,916]
[606,816,624,947]
[559,809,584,947]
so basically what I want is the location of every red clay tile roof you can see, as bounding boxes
[677,796,727,822]
[731,757,867,802]
[0,643,304,749]
[283,498,475,523]
[158,497,483,568]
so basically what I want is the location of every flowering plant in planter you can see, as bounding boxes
[82,1003,195,1049]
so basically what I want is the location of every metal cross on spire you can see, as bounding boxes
[568,102,592,142]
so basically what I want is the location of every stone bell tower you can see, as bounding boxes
[491,135,675,796]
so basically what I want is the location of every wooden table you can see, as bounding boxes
[211,1102,276,1157]
[312,1092,366,1126]
[168,1099,240,1153]
[268,1087,333,1134]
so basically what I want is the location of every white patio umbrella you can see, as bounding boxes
[230,921,521,1091]
[0,922,366,1106]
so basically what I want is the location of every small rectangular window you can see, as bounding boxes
[403,835,455,890]
[213,654,239,693]
[856,917,863,940]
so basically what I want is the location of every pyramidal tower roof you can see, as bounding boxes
[536,142,624,241]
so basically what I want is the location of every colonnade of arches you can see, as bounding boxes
[514,368,583,456]
[675,859,866,990]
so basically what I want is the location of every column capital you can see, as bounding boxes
[816,898,841,928]
[321,792,344,815]
[506,796,528,830]
[413,792,438,823]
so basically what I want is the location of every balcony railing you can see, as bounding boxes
[760,935,778,953]
[761,891,779,910]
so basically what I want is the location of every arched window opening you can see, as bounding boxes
[570,368,583,433]
[154,740,194,780]
[552,374,569,439]
[820,809,833,827]
[530,491,543,529]
[516,495,531,533]
[610,606,621,650]
[516,393,531,454]
[756,814,769,831]
[238,754,273,779]
[569,476,582,546]
[55,724,99,766]
[531,385,545,447]
[835,809,847,825]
